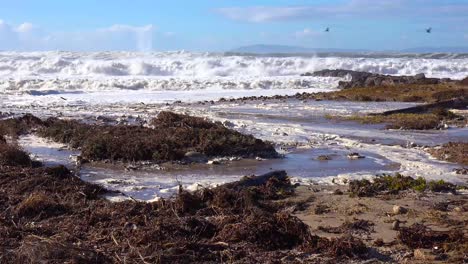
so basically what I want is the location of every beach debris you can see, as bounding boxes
[317,155,332,161]
[15,192,66,219]
[393,205,407,215]
[314,204,330,215]
[222,120,235,128]
[318,219,375,235]
[349,173,458,197]
[0,159,370,262]
[454,168,468,175]
[206,159,220,165]
[333,189,344,195]
[0,112,279,164]
[398,223,464,249]
[185,151,208,163]
[413,248,438,261]
[347,152,365,160]
[124,164,139,171]
[428,142,468,166]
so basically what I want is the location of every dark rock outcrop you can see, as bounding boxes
[378,97,468,116]
[303,69,451,89]
[461,76,468,86]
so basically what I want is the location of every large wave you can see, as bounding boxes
[0,51,467,94]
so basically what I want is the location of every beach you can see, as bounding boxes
[1,51,467,263]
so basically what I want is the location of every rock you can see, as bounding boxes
[373,239,385,247]
[310,69,449,89]
[414,73,426,80]
[207,160,221,165]
[413,248,437,261]
[453,207,463,213]
[124,164,139,171]
[69,154,87,167]
[392,220,400,230]
[317,155,332,161]
[380,97,468,116]
[347,153,365,160]
[393,205,407,215]
[184,151,208,163]
[333,189,343,195]
[222,120,235,128]
[454,168,468,175]
[460,76,468,86]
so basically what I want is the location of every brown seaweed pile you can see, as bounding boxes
[349,173,458,197]
[0,111,278,163]
[318,220,375,235]
[0,141,369,263]
[428,142,468,166]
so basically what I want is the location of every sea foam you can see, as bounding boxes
[0,51,467,95]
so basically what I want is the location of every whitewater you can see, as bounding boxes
[1,51,468,104]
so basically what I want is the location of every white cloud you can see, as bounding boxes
[16,22,35,33]
[0,20,155,51]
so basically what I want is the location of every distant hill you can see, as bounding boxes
[229,45,367,54]
[229,44,468,54]
[401,46,468,53]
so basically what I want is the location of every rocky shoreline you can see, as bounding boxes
[215,69,467,104]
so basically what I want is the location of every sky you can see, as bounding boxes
[0,0,467,52]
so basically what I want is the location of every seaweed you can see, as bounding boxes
[0,112,279,163]
[349,173,457,197]
[398,223,465,249]
[318,219,375,235]
[0,141,33,167]
[428,142,468,166]
[0,143,370,262]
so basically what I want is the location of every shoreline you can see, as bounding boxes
[1,69,467,263]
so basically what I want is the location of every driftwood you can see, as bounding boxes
[378,97,467,116]
[222,170,288,190]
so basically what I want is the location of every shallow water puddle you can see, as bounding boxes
[19,134,397,201]
[80,147,397,201]
[19,135,79,168]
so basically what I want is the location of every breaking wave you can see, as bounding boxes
[0,51,467,94]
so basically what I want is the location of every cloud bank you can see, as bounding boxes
[0,20,154,51]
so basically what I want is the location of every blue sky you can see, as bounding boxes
[0,0,467,51]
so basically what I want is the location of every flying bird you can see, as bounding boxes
[426,27,432,33]
[325,27,330,32]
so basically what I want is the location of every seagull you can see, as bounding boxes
[426,27,432,33]
[325,27,330,32]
